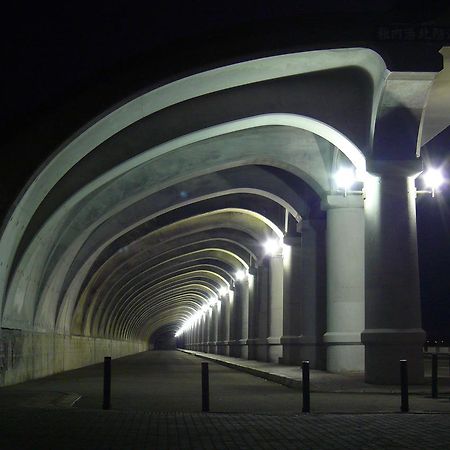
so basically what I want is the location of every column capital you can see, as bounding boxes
[366,159,423,178]
[321,194,364,211]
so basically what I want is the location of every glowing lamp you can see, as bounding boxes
[263,238,282,256]
[334,167,356,191]
[235,269,246,282]
[218,286,228,297]
[423,168,444,190]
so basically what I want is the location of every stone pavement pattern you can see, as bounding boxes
[1,408,450,450]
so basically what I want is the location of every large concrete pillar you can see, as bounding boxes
[267,250,284,363]
[194,320,201,351]
[280,233,303,364]
[208,306,218,354]
[323,195,365,372]
[229,288,242,358]
[299,220,327,368]
[238,278,250,359]
[281,220,327,367]
[246,267,259,360]
[201,312,209,352]
[362,160,425,384]
[248,261,270,361]
[224,292,232,355]
[188,326,193,349]
[217,295,230,355]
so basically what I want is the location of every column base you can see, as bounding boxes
[207,342,217,354]
[279,336,326,368]
[324,332,364,373]
[267,337,282,363]
[238,339,248,359]
[247,338,269,362]
[361,329,425,384]
[227,340,241,358]
[216,341,228,355]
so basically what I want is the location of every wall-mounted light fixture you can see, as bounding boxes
[333,167,365,196]
[218,286,229,297]
[234,269,247,282]
[417,167,445,197]
[263,237,283,257]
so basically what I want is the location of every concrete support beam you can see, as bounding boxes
[246,268,258,360]
[194,321,200,351]
[238,279,250,359]
[227,287,240,357]
[362,160,425,384]
[248,261,270,362]
[208,307,218,354]
[280,234,303,365]
[323,195,365,373]
[267,252,284,363]
[299,220,327,368]
[217,296,230,355]
[280,221,327,367]
[225,292,232,356]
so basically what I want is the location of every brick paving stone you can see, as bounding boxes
[2,407,449,450]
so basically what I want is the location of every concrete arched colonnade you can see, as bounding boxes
[0,47,435,385]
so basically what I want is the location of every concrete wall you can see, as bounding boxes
[0,329,147,387]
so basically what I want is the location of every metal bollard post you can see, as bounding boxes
[431,353,438,398]
[103,356,112,410]
[302,361,310,413]
[201,362,210,412]
[400,359,409,413]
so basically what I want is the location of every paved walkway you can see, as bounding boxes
[2,408,450,450]
[181,349,450,394]
[0,350,449,449]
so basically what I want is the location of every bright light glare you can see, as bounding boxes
[175,295,220,337]
[263,238,282,256]
[218,286,228,297]
[423,168,444,190]
[235,269,246,281]
[334,167,356,190]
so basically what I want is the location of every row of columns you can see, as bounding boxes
[182,161,425,383]
[183,206,364,373]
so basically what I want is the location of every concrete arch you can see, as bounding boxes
[2,47,429,388]
[100,260,236,339]
[0,49,383,329]
[69,209,282,339]
[3,123,359,332]
[35,165,311,318]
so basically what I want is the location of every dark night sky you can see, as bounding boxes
[1,1,449,338]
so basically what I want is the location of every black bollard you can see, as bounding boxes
[400,359,409,413]
[431,353,438,398]
[302,361,310,413]
[201,362,210,412]
[102,356,112,410]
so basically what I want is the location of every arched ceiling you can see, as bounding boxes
[0,48,380,344]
